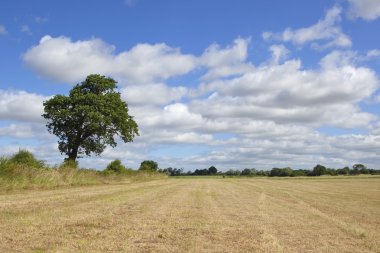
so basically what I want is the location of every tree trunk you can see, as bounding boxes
[65,131,82,166]
[65,146,78,168]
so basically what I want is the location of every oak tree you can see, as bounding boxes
[43,74,139,163]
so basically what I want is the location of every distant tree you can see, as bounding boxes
[312,164,327,176]
[326,168,337,176]
[352,164,369,174]
[43,74,139,163]
[105,159,126,173]
[256,170,268,176]
[193,168,208,175]
[270,167,292,177]
[350,167,360,175]
[139,160,158,171]
[208,166,218,175]
[193,169,200,175]
[281,167,293,176]
[368,169,380,175]
[270,168,280,177]
[353,164,366,170]
[166,167,183,176]
[241,168,252,176]
[291,169,307,177]
[337,166,350,175]
[225,169,241,176]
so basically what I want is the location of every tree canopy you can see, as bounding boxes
[208,166,218,175]
[312,164,327,176]
[139,160,158,171]
[42,74,139,162]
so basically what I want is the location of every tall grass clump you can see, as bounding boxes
[105,159,126,174]
[9,149,45,168]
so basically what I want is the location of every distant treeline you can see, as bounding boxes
[159,164,380,177]
[2,150,378,180]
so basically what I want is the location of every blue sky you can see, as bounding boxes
[1,0,380,170]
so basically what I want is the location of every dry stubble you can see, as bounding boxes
[0,177,379,252]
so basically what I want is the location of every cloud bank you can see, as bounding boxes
[23,35,197,84]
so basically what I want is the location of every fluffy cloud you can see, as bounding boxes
[23,35,253,85]
[263,6,352,49]
[346,0,380,20]
[0,90,48,122]
[200,38,253,81]
[139,130,213,145]
[23,35,197,84]
[137,103,204,129]
[121,83,187,106]
[201,38,249,68]
[0,123,48,139]
[367,49,380,58]
[269,44,290,64]
[191,50,379,128]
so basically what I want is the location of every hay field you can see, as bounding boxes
[0,177,379,252]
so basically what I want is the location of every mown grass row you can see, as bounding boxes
[0,150,166,191]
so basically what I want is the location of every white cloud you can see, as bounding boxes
[263,6,352,49]
[140,130,213,145]
[191,51,379,128]
[121,83,187,105]
[201,38,249,68]
[269,44,290,64]
[0,24,7,35]
[200,38,254,80]
[0,90,48,122]
[0,123,47,138]
[21,25,32,35]
[347,0,380,20]
[367,49,380,58]
[23,36,254,85]
[137,103,204,129]
[23,35,198,84]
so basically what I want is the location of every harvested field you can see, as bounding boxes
[0,177,379,252]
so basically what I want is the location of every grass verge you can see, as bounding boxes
[0,154,166,192]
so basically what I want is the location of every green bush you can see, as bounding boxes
[105,159,126,173]
[139,160,158,171]
[10,150,44,168]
